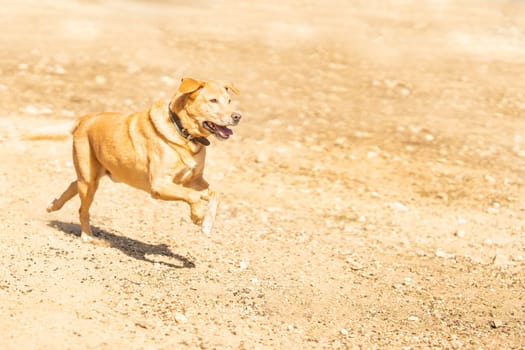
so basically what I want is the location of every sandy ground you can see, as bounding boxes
[1,0,525,349]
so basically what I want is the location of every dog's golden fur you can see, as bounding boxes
[47,78,241,243]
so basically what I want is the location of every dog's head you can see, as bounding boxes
[170,78,242,141]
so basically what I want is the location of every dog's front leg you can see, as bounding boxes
[188,176,213,197]
[150,178,208,225]
[187,176,218,235]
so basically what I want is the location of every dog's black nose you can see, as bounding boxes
[231,112,242,124]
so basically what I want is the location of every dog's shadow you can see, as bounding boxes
[48,220,195,269]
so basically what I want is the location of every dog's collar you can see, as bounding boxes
[168,107,210,146]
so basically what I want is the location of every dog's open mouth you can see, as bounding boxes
[203,121,233,139]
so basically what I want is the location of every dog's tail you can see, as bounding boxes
[21,121,77,141]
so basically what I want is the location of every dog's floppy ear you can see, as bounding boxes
[179,77,205,94]
[224,82,240,95]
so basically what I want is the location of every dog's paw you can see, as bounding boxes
[46,199,58,212]
[189,189,211,204]
[81,233,111,247]
[204,188,216,201]
[199,189,212,201]
[191,214,204,226]
[190,202,206,225]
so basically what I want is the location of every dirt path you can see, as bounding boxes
[1,0,524,349]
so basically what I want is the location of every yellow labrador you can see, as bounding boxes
[47,77,241,243]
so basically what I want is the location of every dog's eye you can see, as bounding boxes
[228,99,231,104]
[209,98,218,103]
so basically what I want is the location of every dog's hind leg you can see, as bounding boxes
[47,181,78,212]
[77,178,100,243]
[72,136,107,245]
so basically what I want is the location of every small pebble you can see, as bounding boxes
[346,258,364,271]
[160,75,175,85]
[485,175,496,184]
[492,254,511,267]
[255,153,268,163]
[512,255,524,262]
[451,340,463,349]
[390,202,409,212]
[454,229,465,238]
[416,249,426,256]
[22,105,39,114]
[135,321,148,329]
[335,137,347,146]
[364,224,376,232]
[95,75,107,85]
[174,313,187,323]
[487,207,499,214]
[489,319,503,328]
[424,133,434,142]
[54,65,66,74]
[435,249,455,259]
[400,87,411,96]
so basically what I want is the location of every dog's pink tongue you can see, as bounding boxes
[216,125,233,138]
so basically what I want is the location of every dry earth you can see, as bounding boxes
[1,0,525,349]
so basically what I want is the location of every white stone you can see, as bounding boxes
[493,254,511,267]
[490,319,503,328]
[54,65,66,74]
[390,202,409,212]
[435,249,455,259]
[174,312,187,323]
[335,137,347,146]
[424,133,434,142]
[160,76,175,85]
[256,153,269,163]
[95,75,106,85]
